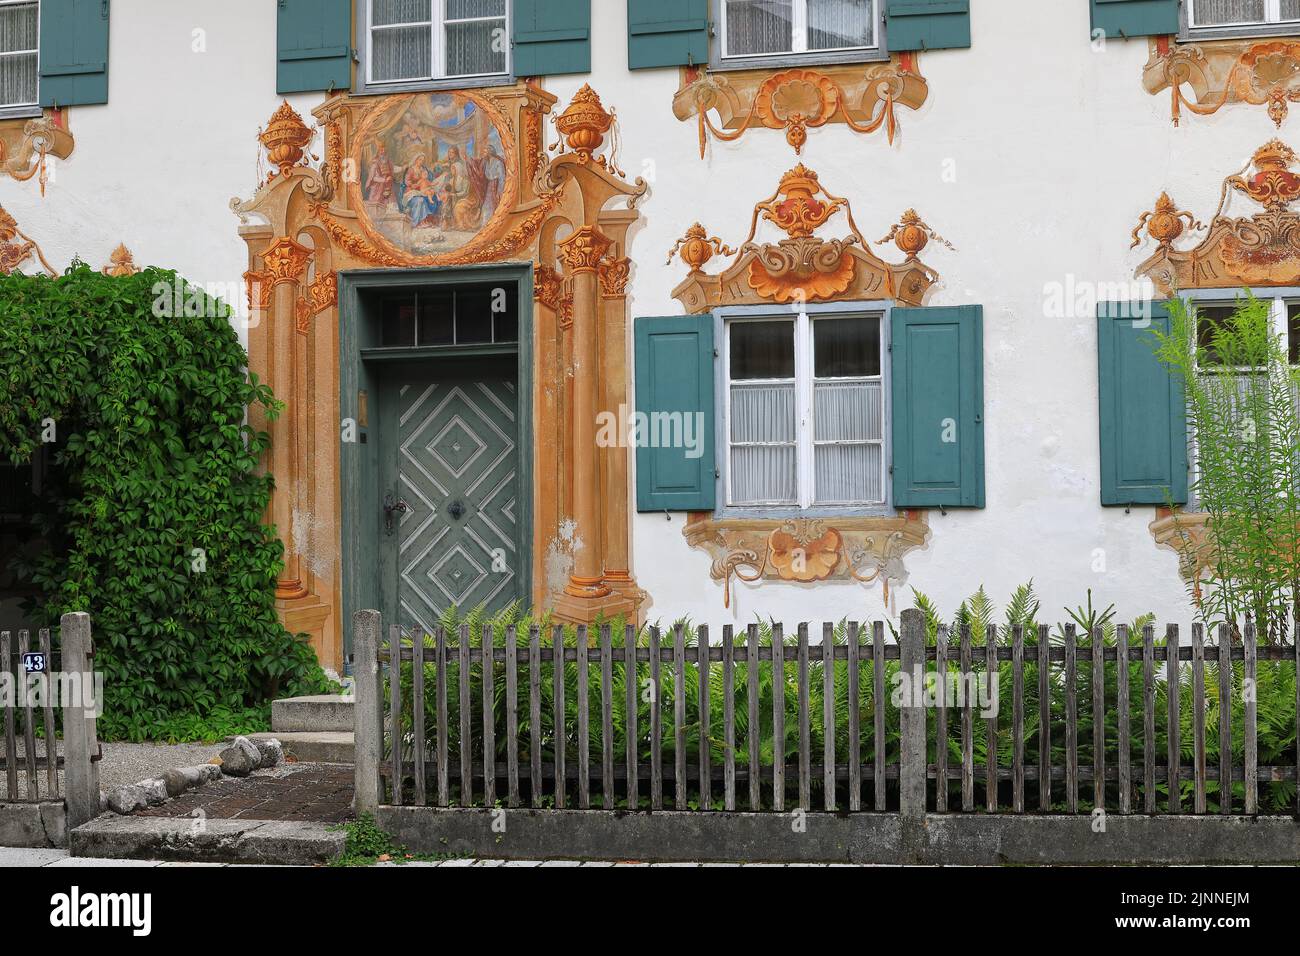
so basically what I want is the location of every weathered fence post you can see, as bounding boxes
[61,612,100,830]
[352,610,383,815]
[899,608,928,820]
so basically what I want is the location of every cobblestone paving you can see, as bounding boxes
[133,763,353,823]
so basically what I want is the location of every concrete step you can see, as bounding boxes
[71,815,343,865]
[247,731,354,764]
[272,694,354,734]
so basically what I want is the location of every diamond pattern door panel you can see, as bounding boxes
[396,377,518,633]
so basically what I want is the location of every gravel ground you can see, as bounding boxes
[6,739,227,797]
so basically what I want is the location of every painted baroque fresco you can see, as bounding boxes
[353,92,513,261]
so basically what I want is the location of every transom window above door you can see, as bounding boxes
[725,310,886,510]
[1185,0,1300,37]
[717,0,880,65]
[0,0,38,110]
[377,281,519,347]
[366,0,509,87]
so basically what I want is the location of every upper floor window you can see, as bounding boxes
[725,308,886,510]
[0,0,38,109]
[717,0,881,67]
[1185,0,1300,37]
[366,0,508,88]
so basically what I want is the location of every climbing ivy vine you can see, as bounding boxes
[0,264,332,740]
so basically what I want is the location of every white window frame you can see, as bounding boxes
[1182,290,1300,510]
[0,0,40,118]
[357,0,511,96]
[711,0,887,71]
[718,301,891,515]
[1183,0,1300,41]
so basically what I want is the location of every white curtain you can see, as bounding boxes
[0,1,37,107]
[730,383,797,503]
[445,0,506,77]
[813,381,884,504]
[808,0,873,51]
[1193,0,1265,25]
[725,0,794,56]
[372,0,433,81]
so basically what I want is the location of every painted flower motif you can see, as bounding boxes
[769,526,842,582]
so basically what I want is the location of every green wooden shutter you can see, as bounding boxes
[634,315,716,512]
[628,0,708,69]
[1097,301,1188,506]
[885,0,971,52]
[39,0,110,107]
[513,0,590,76]
[277,0,353,95]
[1090,0,1180,39]
[891,305,984,508]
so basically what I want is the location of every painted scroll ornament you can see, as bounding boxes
[668,164,948,309]
[673,56,928,158]
[1145,37,1300,128]
[1133,138,1300,292]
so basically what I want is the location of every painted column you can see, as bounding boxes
[598,250,633,590]
[558,226,613,602]
[260,236,313,601]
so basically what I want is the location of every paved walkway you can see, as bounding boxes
[1,848,844,867]
[0,847,290,867]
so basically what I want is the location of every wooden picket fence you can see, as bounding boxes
[353,608,1300,817]
[0,613,102,828]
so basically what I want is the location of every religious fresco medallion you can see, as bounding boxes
[351,91,517,265]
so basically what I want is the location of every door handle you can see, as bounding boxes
[447,500,465,521]
[383,494,410,535]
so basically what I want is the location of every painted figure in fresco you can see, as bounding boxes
[402,153,442,226]
[438,146,475,231]
[478,143,506,225]
[365,143,395,206]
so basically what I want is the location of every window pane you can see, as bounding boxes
[417,288,454,346]
[814,381,881,441]
[730,320,795,379]
[731,446,797,504]
[382,296,418,346]
[446,0,505,17]
[372,25,433,81]
[1195,304,1240,366]
[0,2,37,54]
[372,0,431,26]
[815,444,882,504]
[813,315,879,377]
[0,51,35,106]
[455,283,515,343]
[1289,302,1300,365]
[1284,0,1300,20]
[725,0,794,56]
[446,18,506,76]
[1192,0,1265,25]
[730,383,796,443]
[808,0,873,50]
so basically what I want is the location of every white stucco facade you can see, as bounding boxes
[7,0,1284,633]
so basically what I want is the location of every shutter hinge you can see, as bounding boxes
[713,347,719,357]
[714,468,720,478]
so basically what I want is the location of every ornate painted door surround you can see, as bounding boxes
[234,81,647,670]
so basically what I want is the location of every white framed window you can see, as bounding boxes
[0,0,38,110]
[717,0,880,64]
[724,307,887,509]
[366,0,509,88]
[1185,292,1300,506]
[1185,0,1300,36]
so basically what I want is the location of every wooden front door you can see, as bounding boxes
[381,360,520,633]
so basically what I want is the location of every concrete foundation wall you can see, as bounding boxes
[376,806,1300,865]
